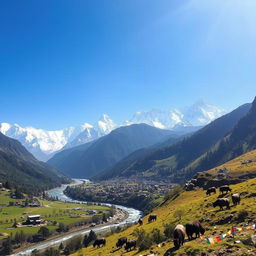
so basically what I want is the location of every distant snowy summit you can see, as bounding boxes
[0,101,225,161]
[0,114,117,161]
[127,100,226,129]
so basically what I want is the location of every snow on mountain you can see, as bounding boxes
[97,114,117,135]
[126,100,226,129]
[0,115,117,161]
[127,109,185,129]
[182,100,226,126]
[0,101,225,161]
[65,115,117,149]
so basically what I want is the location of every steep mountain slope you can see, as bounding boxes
[192,149,256,189]
[181,96,256,180]
[93,131,192,181]
[0,132,70,194]
[47,124,177,178]
[70,151,256,256]
[99,103,251,182]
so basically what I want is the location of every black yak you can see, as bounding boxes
[93,238,106,248]
[206,187,216,196]
[148,214,157,223]
[116,237,127,248]
[219,185,232,194]
[125,240,136,251]
[185,221,205,240]
[213,198,230,210]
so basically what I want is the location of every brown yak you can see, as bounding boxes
[173,224,186,249]
[185,221,205,240]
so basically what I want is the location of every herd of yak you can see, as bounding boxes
[173,185,240,248]
[92,185,241,251]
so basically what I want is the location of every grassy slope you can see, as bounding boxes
[70,150,256,256]
[0,192,109,238]
[201,149,256,177]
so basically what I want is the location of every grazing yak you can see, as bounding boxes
[232,193,241,206]
[116,237,127,248]
[185,221,205,240]
[219,185,232,194]
[148,214,157,223]
[125,240,136,251]
[213,198,230,210]
[138,218,143,226]
[173,224,186,249]
[206,187,216,196]
[93,238,106,248]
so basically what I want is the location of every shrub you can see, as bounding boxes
[134,228,153,251]
[151,228,165,244]
[38,227,51,239]
[237,210,249,221]
[83,230,97,247]
[163,223,175,238]
[64,236,82,255]
[173,209,185,220]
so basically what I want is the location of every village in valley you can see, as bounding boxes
[64,179,175,213]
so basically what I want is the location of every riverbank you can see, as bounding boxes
[11,208,128,255]
[9,179,142,256]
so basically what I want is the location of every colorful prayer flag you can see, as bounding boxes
[215,236,221,242]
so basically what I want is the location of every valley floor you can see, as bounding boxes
[0,189,113,255]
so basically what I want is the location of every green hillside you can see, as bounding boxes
[48,124,179,178]
[0,132,70,194]
[70,150,256,256]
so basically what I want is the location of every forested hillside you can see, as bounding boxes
[48,124,178,178]
[0,132,70,194]
[95,102,252,182]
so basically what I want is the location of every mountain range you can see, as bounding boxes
[94,101,253,182]
[0,101,225,161]
[47,124,178,178]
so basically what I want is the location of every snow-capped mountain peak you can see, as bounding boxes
[0,100,226,161]
[97,114,117,135]
[183,100,226,126]
[126,101,225,129]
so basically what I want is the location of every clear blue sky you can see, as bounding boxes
[0,0,256,129]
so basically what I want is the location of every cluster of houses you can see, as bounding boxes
[82,179,172,199]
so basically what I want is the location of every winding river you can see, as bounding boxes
[11,179,142,256]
